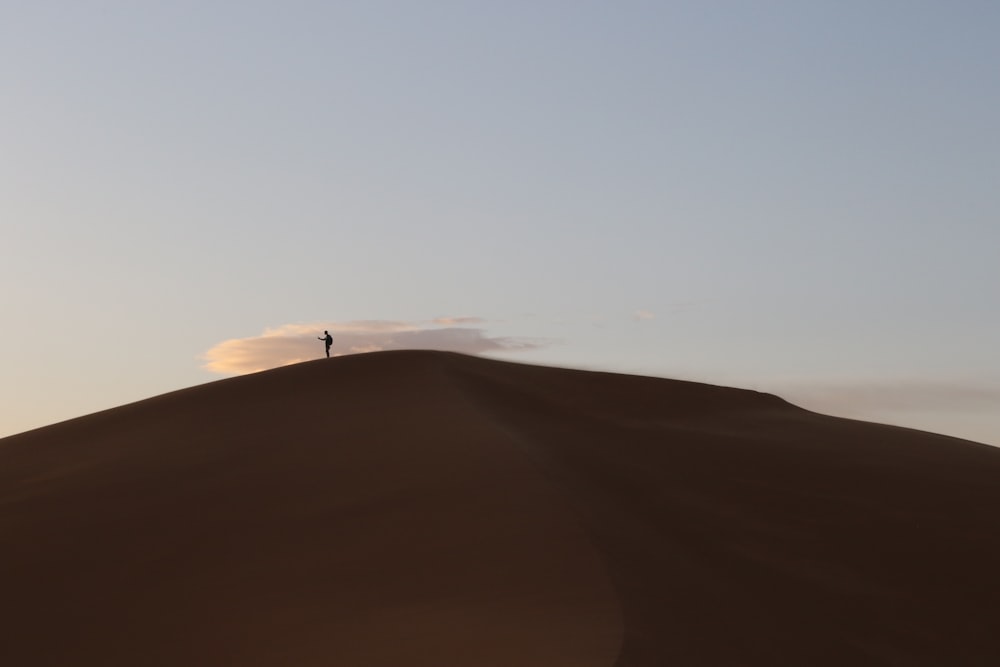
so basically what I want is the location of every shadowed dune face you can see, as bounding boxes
[0,353,622,666]
[2,351,1000,666]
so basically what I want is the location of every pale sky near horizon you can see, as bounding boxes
[3,2,999,445]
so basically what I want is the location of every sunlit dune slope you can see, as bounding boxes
[2,350,999,666]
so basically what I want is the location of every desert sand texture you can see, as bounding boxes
[2,350,999,666]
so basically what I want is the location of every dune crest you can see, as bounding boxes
[3,351,1000,666]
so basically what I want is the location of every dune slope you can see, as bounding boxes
[2,351,999,666]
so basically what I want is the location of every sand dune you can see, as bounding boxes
[2,350,999,666]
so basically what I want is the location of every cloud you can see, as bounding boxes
[777,379,1000,416]
[634,310,655,321]
[431,316,487,326]
[203,319,549,375]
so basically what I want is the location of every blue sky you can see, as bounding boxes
[3,1,998,445]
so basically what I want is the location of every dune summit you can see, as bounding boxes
[2,351,999,666]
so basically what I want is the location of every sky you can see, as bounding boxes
[2,1,998,446]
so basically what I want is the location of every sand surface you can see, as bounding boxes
[2,350,999,665]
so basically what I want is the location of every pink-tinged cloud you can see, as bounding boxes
[431,316,487,326]
[203,320,549,375]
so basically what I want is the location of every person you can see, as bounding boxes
[318,330,333,358]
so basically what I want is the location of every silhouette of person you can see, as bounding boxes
[318,330,333,358]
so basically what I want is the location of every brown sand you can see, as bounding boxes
[2,350,999,666]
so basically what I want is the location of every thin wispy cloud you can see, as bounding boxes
[203,318,549,375]
[634,310,655,321]
[778,379,1000,415]
[431,316,486,326]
